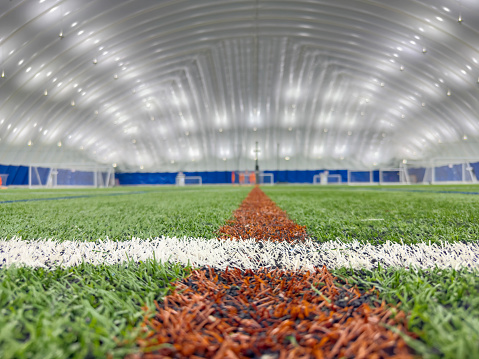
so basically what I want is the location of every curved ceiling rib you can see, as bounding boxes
[0,0,478,171]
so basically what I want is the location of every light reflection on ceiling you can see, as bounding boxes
[0,0,479,172]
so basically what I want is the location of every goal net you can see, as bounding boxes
[259,173,274,185]
[232,171,256,185]
[175,172,202,186]
[313,173,342,185]
[404,160,478,184]
[231,171,274,185]
[29,164,115,188]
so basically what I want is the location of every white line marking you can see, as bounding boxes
[1,237,478,271]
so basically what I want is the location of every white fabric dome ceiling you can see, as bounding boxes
[1,0,479,172]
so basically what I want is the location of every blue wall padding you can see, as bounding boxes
[408,167,426,183]
[434,164,463,182]
[381,170,400,183]
[3,162,479,186]
[349,171,372,183]
[0,165,30,185]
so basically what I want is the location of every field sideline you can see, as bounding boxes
[1,185,479,358]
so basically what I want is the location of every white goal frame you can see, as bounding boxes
[176,173,202,186]
[259,173,274,185]
[28,164,115,189]
[313,173,342,185]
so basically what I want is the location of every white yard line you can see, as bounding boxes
[1,237,478,271]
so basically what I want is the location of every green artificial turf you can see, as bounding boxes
[0,186,250,241]
[2,184,479,358]
[332,266,479,359]
[0,260,190,359]
[263,185,479,244]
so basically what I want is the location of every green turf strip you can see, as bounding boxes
[332,267,479,359]
[0,260,191,359]
[0,186,250,241]
[262,185,479,245]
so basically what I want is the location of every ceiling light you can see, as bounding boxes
[458,15,463,23]
[57,141,62,147]
[44,89,48,96]
[447,90,451,96]
[93,58,97,64]
[422,48,427,53]
[285,157,290,161]
[112,163,117,168]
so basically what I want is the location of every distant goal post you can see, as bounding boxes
[28,164,115,189]
[175,172,202,186]
[231,171,274,185]
[313,172,342,185]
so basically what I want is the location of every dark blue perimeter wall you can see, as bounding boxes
[115,170,348,185]
[0,164,30,186]
[4,163,479,186]
[0,165,347,186]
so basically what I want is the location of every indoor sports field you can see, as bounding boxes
[1,184,478,358]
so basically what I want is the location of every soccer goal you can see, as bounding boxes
[28,164,115,189]
[175,172,202,186]
[232,171,256,185]
[313,172,342,185]
[404,159,478,184]
[259,173,274,185]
